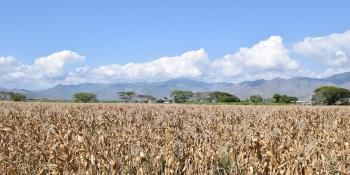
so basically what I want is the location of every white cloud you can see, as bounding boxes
[294,30,350,67]
[4,31,350,89]
[68,48,210,83]
[0,56,28,81]
[0,50,85,89]
[211,36,299,81]
[126,48,209,79]
[74,36,299,84]
[0,37,303,89]
[33,50,85,78]
[238,36,298,70]
[0,56,18,74]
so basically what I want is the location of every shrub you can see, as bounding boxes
[210,91,240,103]
[73,92,97,103]
[272,93,298,103]
[249,95,263,103]
[9,92,27,101]
[171,90,193,103]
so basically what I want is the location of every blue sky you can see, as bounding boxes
[1,0,350,89]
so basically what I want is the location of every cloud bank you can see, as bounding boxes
[294,30,350,67]
[1,30,350,89]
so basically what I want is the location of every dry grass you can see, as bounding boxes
[0,102,350,174]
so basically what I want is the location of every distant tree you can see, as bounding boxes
[9,92,26,101]
[312,86,350,105]
[273,93,298,103]
[264,98,275,103]
[191,92,212,102]
[272,93,282,103]
[118,91,137,102]
[73,92,97,103]
[217,95,240,103]
[209,91,240,103]
[156,99,165,103]
[281,95,298,103]
[209,91,230,101]
[249,95,263,103]
[136,94,157,103]
[0,92,12,100]
[156,97,169,103]
[170,90,193,103]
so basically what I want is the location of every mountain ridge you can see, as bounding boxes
[2,72,350,100]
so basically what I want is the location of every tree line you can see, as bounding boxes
[169,90,298,104]
[71,90,298,104]
[69,86,350,105]
[2,85,350,105]
[0,92,27,101]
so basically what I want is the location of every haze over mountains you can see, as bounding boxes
[2,72,350,101]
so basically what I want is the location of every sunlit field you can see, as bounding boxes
[0,102,349,174]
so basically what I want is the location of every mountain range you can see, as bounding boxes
[2,72,350,101]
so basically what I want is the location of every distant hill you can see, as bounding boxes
[0,87,8,91]
[224,77,333,100]
[37,79,230,100]
[0,87,38,99]
[323,72,350,84]
[3,72,350,101]
[223,72,350,100]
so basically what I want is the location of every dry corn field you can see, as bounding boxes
[1,102,350,174]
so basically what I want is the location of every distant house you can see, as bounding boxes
[295,100,312,105]
[335,98,350,105]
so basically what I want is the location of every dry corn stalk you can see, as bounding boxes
[0,102,349,174]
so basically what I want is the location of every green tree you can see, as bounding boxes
[170,90,193,103]
[9,92,26,101]
[118,91,137,102]
[209,91,240,103]
[135,94,157,103]
[273,93,298,103]
[217,95,240,103]
[312,86,350,105]
[280,95,298,103]
[156,99,165,103]
[272,93,282,103]
[249,95,263,103]
[73,92,97,103]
